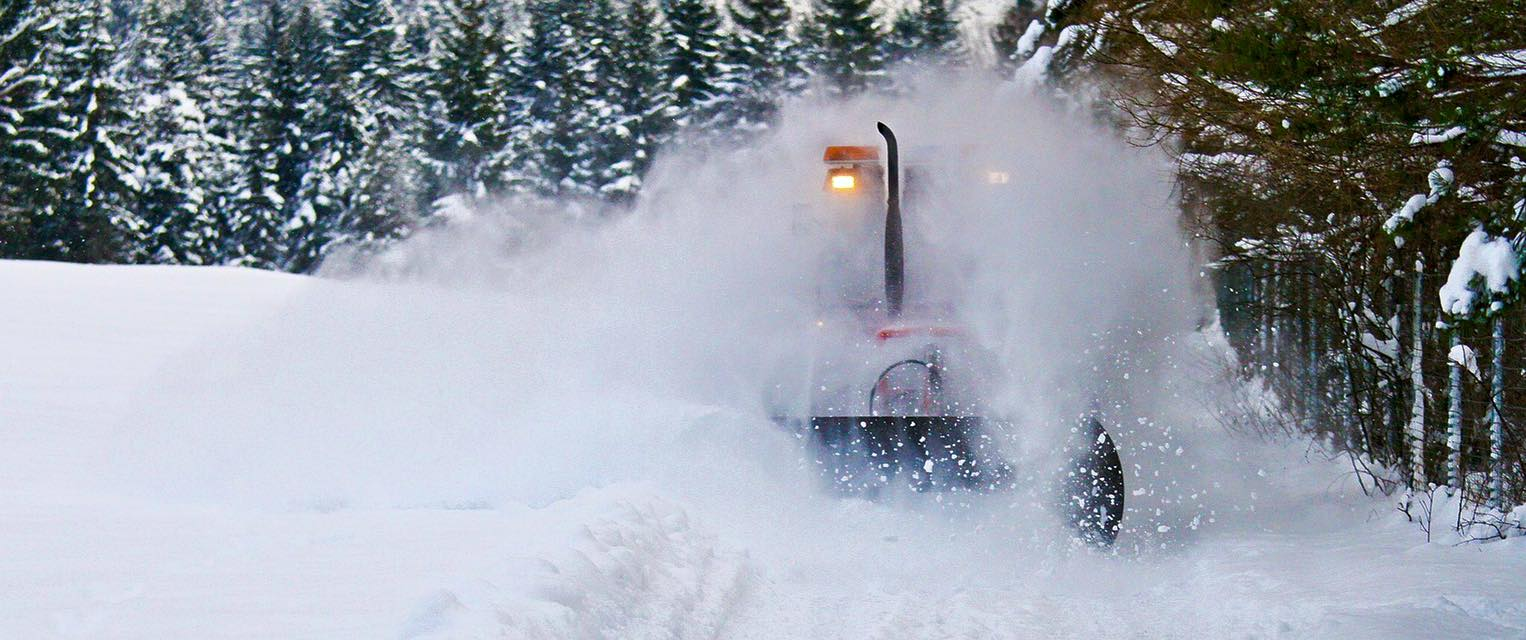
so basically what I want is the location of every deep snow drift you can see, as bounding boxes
[4,81,1526,639]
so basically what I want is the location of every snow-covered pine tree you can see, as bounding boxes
[883,6,922,67]
[507,0,603,197]
[0,0,63,257]
[36,0,141,262]
[318,0,422,262]
[914,0,964,66]
[550,0,608,197]
[884,0,966,74]
[105,0,136,38]
[789,6,828,93]
[226,4,282,267]
[0,0,49,146]
[596,0,665,201]
[330,0,419,128]
[421,0,512,204]
[733,0,793,81]
[814,0,885,98]
[399,3,438,213]
[1009,0,1095,88]
[280,1,339,272]
[164,0,241,201]
[497,0,552,193]
[125,0,237,265]
[660,0,726,131]
[989,0,1040,73]
[713,0,793,136]
[228,0,329,269]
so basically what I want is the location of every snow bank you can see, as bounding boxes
[404,487,750,640]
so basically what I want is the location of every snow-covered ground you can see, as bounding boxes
[6,84,1526,639]
[5,260,1526,640]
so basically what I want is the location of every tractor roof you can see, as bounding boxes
[823,145,880,165]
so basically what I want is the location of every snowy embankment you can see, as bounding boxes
[0,260,752,639]
[5,261,1526,639]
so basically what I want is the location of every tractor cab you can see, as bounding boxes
[817,145,887,235]
[771,123,1126,544]
[812,143,1014,231]
[822,145,884,197]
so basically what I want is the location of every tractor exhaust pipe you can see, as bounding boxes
[878,122,904,318]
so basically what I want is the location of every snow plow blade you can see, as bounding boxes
[808,417,1008,492]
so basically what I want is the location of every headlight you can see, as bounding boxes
[986,170,1010,185]
[826,167,864,193]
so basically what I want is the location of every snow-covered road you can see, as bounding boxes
[4,260,1525,640]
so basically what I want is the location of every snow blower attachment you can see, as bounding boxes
[794,122,1126,545]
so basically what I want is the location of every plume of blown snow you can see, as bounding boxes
[113,71,1245,557]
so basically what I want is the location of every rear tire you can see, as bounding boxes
[1064,416,1125,545]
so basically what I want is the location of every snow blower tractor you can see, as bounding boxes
[772,123,1126,545]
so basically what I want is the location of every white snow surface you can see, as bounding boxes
[6,79,1526,639]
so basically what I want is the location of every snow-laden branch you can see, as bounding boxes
[1383,161,1453,235]
[1045,0,1079,25]
[1016,19,1045,59]
[1015,45,1054,86]
[1180,151,1260,173]
[1496,130,1526,149]
[1356,0,1434,37]
[1440,228,1520,317]
[1410,125,1468,146]
[1133,19,1178,57]
[1463,49,1526,78]
[1230,221,1335,261]
[1381,0,1434,28]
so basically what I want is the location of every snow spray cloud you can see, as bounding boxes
[119,71,1242,552]
[756,74,1232,549]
